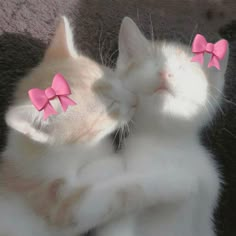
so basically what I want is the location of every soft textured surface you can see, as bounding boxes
[0,0,235,235]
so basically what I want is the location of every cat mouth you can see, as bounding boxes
[154,84,169,93]
[153,84,174,96]
[154,86,167,93]
[154,78,168,93]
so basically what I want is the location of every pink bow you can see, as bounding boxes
[28,73,76,120]
[191,34,228,70]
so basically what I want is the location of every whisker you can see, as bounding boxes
[98,23,105,65]
[121,125,125,149]
[209,84,236,107]
[203,103,215,127]
[188,23,198,53]
[222,128,236,139]
[209,84,226,97]
[136,8,145,37]
[117,126,123,150]
[112,128,120,146]
[129,119,136,130]
[102,42,112,67]
[122,125,127,148]
[136,8,140,24]
[126,123,130,134]
[206,99,216,113]
[208,94,225,116]
[224,99,236,107]
[149,13,155,50]
[101,38,107,66]
[107,49,119,68]
[124,123,130,144]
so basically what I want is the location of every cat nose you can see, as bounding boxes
[159,71,172,80]
[159,71,166,79]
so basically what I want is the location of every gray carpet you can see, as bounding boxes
[0,0,235,235]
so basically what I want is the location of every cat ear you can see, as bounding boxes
[44,16,78,60]
[117,17,149,71]
[5,104,54,143]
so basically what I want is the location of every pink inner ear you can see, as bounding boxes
[43,17,77,60]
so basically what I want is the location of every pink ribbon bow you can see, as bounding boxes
[28,73,76,120]
[191,34,228,70]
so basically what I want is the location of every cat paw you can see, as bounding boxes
[49,185,89,227]
[28,178,65,221]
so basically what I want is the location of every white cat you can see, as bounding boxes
[87,17,229,236]
[0,16,137,236]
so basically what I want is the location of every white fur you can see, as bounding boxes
[0,16,228,236]
[38,16,228,235]
[89,17,229,236]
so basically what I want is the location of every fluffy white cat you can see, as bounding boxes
[90,17,229,236]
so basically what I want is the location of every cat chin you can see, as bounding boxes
[150,92,173,111]
[150,101,201,125]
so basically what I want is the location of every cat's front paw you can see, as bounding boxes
[28,178,65,222]
[68,182,145,234]
[48,185,89,227]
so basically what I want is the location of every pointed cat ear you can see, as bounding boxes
[117,17,149,71]
[5,104,54,143]
[44,16,78,60]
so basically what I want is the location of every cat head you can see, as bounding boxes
[117,17,229,131]
[5,17,137,145]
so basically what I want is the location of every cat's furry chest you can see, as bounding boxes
[126,136,201,165]
[124,135,213,177]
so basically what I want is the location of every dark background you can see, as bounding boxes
[0,0,235,235]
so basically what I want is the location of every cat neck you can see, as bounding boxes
[132,105,201,143]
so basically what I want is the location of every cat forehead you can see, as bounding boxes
[22,56,103,89]
[157,43,202,69]
[150,43,205,77]
[160,43,190,59]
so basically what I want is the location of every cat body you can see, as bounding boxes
[93,17,229,236]
[0,15,229,236]
[109,133,219,236]
[95,128,219,236]
[0,16,137,236]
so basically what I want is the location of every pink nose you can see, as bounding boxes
[159,71,172,80]
[159,71,167,79]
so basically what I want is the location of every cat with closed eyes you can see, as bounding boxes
[0,16,139,236]
[0,14,229,236]
[77,17,229,236]
[0,15,166,236]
